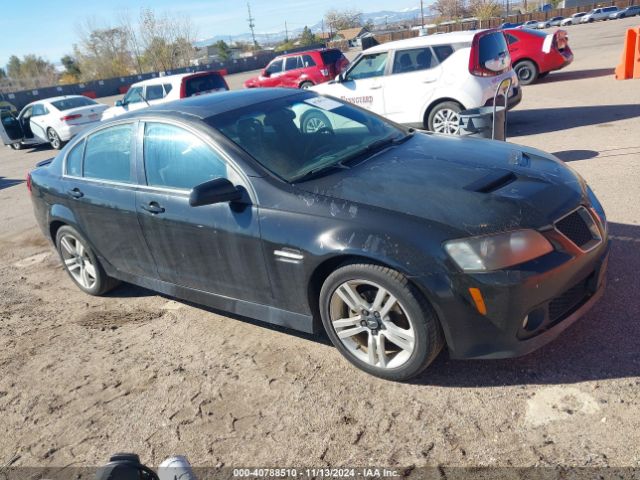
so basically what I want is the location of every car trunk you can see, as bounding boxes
[61,104,109,125]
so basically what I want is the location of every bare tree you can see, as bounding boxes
[74,17,134,80]
[324,8,363,33]
[433,0,468,19]
[469,0,502,19]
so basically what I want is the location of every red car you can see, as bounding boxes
[504,28,573,84]
[244,48,349,89]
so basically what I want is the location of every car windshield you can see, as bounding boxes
[207,92,409,183]
[51,97,97,110]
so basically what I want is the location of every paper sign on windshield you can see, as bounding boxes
[304,97,343,111]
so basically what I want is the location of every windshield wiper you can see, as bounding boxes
[290,162,349,183]
[339,132,414,168]
[290,132,414,183]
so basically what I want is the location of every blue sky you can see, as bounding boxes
[1,0,417,67]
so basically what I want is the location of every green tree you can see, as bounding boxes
[61,55,81,77]
[299,26,317,46]
[6,56,22,78]
[0,67,6,79]
[213,40,232,61]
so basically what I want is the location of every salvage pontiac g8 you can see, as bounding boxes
[8,89,608,381]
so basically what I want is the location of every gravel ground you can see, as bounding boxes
[0,18,639,470]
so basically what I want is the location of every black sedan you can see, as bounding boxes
[14,89,609,381]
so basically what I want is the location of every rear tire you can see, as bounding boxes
[426,101,462,134]
[55,225,120,296]
[10,142,22,150]
[47,128,63,150]
[299,81,314,89]
[319,263,444,381]
[514,60,539,85]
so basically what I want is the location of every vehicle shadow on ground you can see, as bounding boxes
[551,149,599,161]
[540,67,614,83]
[0,177,24,191]
[412,221,640,387]
[508,103,640,135]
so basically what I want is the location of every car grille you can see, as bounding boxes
[554,206,601,250]
[548,275,592,323]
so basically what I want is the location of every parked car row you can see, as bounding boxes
[5,25,574,152]
[511,5,638,30]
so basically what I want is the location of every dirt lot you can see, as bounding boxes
[1,18,639,470]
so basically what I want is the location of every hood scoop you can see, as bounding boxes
[464,169,517,193]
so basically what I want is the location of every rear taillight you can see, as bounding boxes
[26,171,32,193]
[60,114,82,122]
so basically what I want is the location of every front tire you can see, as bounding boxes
[514,60,539,85]
[10,142,22,150]
[299,81,314,89]
[47,128,63,150]
[427,101,462,134]
[300,110,332,133]
[319,263,444,381]
[55,225,120,295]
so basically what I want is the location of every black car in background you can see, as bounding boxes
[8,89,609,381]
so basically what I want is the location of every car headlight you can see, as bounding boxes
[444,229,553,272]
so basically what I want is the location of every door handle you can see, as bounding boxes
[422,78,438,83]
[369,85,382,90]
[140,202,165,214]
[67,188,84,199]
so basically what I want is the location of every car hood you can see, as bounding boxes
[295,133,587,236]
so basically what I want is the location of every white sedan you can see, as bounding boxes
[4,95,108,150]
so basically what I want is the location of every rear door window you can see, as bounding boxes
[66,140,85,176]
[184,73,227,97]
[346,52,388,80]
[392,47,437,74]
[301,54,316,67]
[433,45,455,62]
[285,56,302,71]
[143,122,227,190]
[146,85,165,101]
[83,124,134,183]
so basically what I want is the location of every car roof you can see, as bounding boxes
[276,48,329,58]
[364,30,479,53]
[130,71,220,88]
[24,95,92,108]
[118,88,301,121]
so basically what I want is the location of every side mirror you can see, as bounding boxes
[336,72,345,83]
[189,177,242,207]
[115,100,123,107]
[262,69,271,78]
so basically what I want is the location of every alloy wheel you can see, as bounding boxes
[432,108,460,135]
[305,116,328,133]
[59,233,97,289]
[47,129,61,149]
[329,279,416,369]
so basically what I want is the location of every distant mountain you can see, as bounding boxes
[194,6,432,47]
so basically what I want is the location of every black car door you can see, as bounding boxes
[62,122,158,278]
[135,120,272,304]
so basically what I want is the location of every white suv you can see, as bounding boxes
[101,71,228,120]
[311,30,521,134]
[580,6,620,22]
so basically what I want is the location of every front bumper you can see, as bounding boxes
[414,237,609,360]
